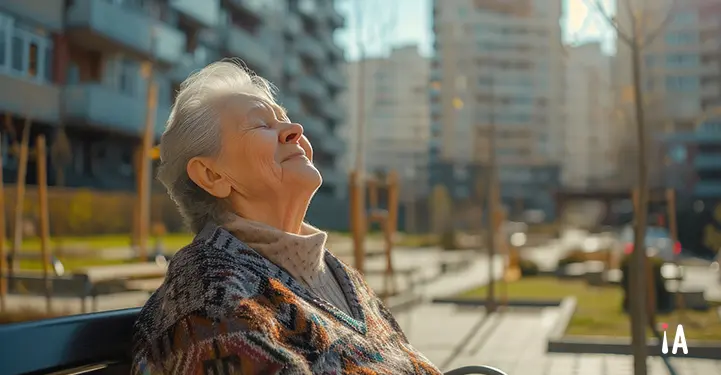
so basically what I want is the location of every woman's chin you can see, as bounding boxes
[284,165,323,190]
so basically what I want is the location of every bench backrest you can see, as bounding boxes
[0,308,140,375]
[76,263,167,283]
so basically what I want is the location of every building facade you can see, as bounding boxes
[563,42,614,188]
[343,45,430,197]
[613,0,721,149]
[0,0,346,197]
[430,0,564,215]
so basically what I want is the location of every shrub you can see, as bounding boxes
[557,249,614,269]
[519,258,540,276]
[440,229,460,250]
[620,255,671,313]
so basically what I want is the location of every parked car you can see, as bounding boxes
[619,225,682,262]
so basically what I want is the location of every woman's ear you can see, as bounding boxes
[187,157,232,198]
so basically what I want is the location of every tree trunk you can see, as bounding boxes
[630,37,650,375]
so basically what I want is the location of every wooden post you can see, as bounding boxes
[137,74,158,262]
[10,118,31,279]
[384,171,399,298]
[349,171,365,273]
[36,135,52,313]
[0,122,6,312]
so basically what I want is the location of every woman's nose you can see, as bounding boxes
[279,122,304,144]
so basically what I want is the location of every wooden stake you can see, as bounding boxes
[10,118,31,279]
[384,171,399,298]
[0,118,6,312]
[37,135,52,313]
[349,171,365,273]
[137,81,158,262]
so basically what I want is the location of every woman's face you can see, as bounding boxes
[193,94,321,200]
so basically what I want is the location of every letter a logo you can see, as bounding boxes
[672,324,688,355]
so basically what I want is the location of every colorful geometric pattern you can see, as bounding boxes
[132,223,441,374]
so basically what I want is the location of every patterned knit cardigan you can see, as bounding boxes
[131,223,442,375]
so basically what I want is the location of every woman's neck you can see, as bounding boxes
[230,195,309,234]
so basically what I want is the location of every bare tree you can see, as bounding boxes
[583,0,678,373]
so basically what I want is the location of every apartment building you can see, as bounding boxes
[563,43,614,188]
[430,0,564,217]
[613,0,721,195]
[0,0,346,197]
[343,45,430,197]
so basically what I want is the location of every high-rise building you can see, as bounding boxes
[613,0,721,192]
[343,45,430,197]
[429,0,564,217]
[563,42,614,188]
[614,0,721,135]
[0,0,346,197]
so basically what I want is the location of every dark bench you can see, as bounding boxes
[0,309,506,375]
[0,308,138,375]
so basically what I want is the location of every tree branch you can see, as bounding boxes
[642,0,680,48]
[583,0,634,45]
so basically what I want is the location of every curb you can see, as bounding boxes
[431,297,562,308]
[546,297,721,360]
[547,336,721,360]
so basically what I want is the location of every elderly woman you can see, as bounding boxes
[131,61,441,375]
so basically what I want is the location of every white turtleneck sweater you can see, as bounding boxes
[222,215,352,315]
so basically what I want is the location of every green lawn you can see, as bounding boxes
[459,277,721,341]
[8,233,194,253]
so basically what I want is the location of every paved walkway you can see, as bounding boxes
[396,304,721,374]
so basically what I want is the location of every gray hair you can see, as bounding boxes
[157,60,279,233]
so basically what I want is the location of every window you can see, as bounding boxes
[0,13,54,82]
[672,11,697,26]
[666,54,698,68]
[665,31,697,45]
[665,75,698,91]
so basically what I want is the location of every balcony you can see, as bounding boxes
[65,0,186,65]
[284,56,302,76]
[296,76,329,102]
[279,95,302,118]
[170,53,207,82]
[0,72,59,124]
[702,84,718,98]
[296,36,327,61]
[170,0,220,27]
[694,154,721,170]
[224,26,272,72]
[295,114,325,137]
[695,181,721,198]
[321,103,345,122]
[327,7,345,28]
[285,13,303,37]
[700,63,720,77]
[297,0,323,23]
[329,43,344,61]
[322,67,345,89]
[0,0,64,31]
[228,0,266,20]
[63,84,167,137]
[318,132,345,155]
[317,164,343,187]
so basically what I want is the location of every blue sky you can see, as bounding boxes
[335,0,617,60]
